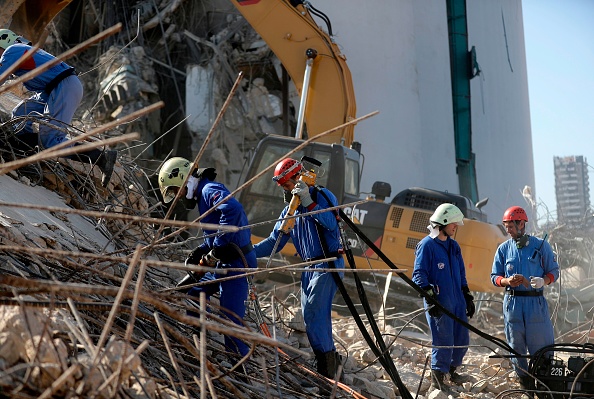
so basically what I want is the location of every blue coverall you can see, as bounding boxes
[254,186,344,353]
[0,43,82,149]
[491,236,559,377]
[186,178,256,357]
[412,235,469,373]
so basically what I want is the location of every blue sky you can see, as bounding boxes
[522,0,594,223]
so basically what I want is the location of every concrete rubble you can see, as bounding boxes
[0,1,592,398]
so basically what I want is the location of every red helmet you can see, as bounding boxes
[273,158,302,186]
[502,206,528,222]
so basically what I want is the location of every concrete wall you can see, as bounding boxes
[320,0,534,223]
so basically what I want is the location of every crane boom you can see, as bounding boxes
[0,0,73,43]
[230,0,356,146]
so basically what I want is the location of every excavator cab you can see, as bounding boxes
[238,135,361,245]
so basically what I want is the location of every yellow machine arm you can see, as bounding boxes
[229,0,357,146]
[0,0,73,43]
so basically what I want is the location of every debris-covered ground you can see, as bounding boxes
[1,1,594,398]
[0,163,592,399]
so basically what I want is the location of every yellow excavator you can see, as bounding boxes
[12,0,507,293]
[0,0,72,43]
[230,0,507,293]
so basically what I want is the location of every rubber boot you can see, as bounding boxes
[315,350,339,380]
[449,365,469,384]
[315,350,340,398]
[333,351,343,380]
[431,369,451,393]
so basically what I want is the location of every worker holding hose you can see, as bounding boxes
[412,203,474,393]
[158,157,257,358]
[254,157,345,381]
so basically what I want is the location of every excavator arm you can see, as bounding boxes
[0,0,73,43]
[230,0,356,146]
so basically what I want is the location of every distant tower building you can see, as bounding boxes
[554,156,591,225]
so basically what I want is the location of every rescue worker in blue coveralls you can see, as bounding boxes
[254,158,344,380]
[0,29,116,187]
[157,157,257,358]
[491,206,559,393]
[412,203,475,393]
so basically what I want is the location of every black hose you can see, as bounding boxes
[305,2,333,37]
[314,188,414,398]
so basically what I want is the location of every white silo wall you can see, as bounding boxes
[320,0,534,223]
[466,1,535,221]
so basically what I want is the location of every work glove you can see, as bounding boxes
[291,180,313,207]
[462,285,476,319]
[186,175,199,200]
[186,246,209,265]
[200,250,220,267]
[530,276,545,289]
[423,286,441,318]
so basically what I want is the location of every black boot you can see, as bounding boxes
[315,350,339,380]
[431,369,451,393]
[333,351,343,380]
[449,365,468,384]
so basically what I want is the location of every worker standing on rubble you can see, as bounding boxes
[158,157,256,358]
[412,203,475,393]
[253,158,344,381]
[0,29,116,187]
[491,206,559,393]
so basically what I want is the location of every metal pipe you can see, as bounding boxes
[295,48,318,139]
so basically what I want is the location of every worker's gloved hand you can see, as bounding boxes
[186,176,199,200]
[291,180,313,207]
[530,276,545,289]
[423,286,441,318]
[200,250,219,267]
[462,285,476,319]
[186,246,209,265]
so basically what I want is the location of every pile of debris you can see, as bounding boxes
[0,128,532,399]
[0,2,592,398]
[0,157,544,399]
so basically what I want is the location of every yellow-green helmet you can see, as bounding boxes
[158,157,193,203]
[430,203,464,227]
[0,29,19,50]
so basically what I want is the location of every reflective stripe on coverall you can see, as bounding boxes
[412,235,469,373]
[491,237,560,376]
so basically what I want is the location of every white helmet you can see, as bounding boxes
[0,29,18,50]
[430,203,464,227]
[158,157,193,204]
